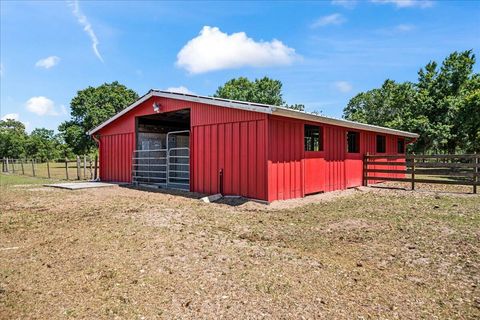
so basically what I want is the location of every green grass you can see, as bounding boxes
[0,173,54,187]
[4,161,95,180]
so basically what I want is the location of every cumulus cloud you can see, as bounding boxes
[35,56,60,69]
[176,26,297,74]
[370,0,433,8]
[25,96,60,116]
[68,0,103,62]
[311,14,347,28]
[165,86,195,95]
[1,113,19,121]
[331,0,357,9]
[334,81,353,93]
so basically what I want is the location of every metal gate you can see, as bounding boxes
[132,130,190,190]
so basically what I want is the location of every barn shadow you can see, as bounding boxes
[119,184,254,206]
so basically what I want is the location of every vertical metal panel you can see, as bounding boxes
[267,116,304,201]
[191,119,267,199]
[267,115,407,202]
[99,132,134,182]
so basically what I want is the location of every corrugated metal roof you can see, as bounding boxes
[88,89,419,138]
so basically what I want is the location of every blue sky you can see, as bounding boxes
[1,0,479,132]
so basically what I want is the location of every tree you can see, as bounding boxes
[24,128,61,161]
[343,50,479,153]
[59,81,138,155]
[0,119,28,158]
[214,76,305,111]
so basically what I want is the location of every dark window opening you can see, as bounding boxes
[304,125,323,151]
[376,135,386,153]
[347,131,360,153]
[397,138,405,154]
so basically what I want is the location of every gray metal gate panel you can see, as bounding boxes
[132,130,190,190]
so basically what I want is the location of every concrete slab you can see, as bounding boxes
[44,182,118,190]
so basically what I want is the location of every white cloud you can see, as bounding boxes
[370,0,433,8]
[311,14,347,28]
[331,0,357,9]
[176,26,297,74]
[377,23,416,35]
[68,0,103,62]
[334,81,353,93]
[394,24,415,32]
[25,96,60,116]
[35,56,60,69]
[165,86,195,95]
[1,113,19,121]
[60,105,69,115]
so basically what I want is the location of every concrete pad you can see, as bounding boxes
[44,182,118,190]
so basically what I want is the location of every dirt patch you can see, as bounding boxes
[1,175,479,319]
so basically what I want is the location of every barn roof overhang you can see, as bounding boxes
[88,90,419,138]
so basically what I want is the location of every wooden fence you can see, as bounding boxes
[363,153,479,193]
[1,155,98,181]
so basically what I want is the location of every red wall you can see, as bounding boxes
[96,96,269,201]
[266,115,405,202]
[97,96,406,202]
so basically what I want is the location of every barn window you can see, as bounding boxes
[376,135,386,153]
[347,131,360,153]
[397,138,405,154]
[304,125,323,151]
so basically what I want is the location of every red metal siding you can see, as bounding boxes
[267,117,304,201]
[97,96,269,199]
[96,95,407,201]
[192,119,267,200]
[266,115,407,202]
[99,133,134,182]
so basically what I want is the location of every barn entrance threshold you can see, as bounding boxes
[44,182,119,190]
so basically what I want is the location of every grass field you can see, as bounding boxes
[3,160,95,180]
[1,173,479,319]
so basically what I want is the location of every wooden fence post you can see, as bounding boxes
[89,158,93,180]
[76,156,81,180]
[411,153,415,191]
[20,159,24,175]
[94,155,98,180]
[47,160,51,179]
[5,158,9,173]
[83,155,87,180]
[474,153,478,194]
[65,157,69,180]
[31,159,36,177]
[363,153,369,186]
[12,159,15,174]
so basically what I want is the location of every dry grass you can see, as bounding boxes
[1,174,479,319]
[4,161,95,181]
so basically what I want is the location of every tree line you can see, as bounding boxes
[1,50,478,160]
[344,50,479,153]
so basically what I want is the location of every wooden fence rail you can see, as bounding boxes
[363,153,479,193]
[1,156,98,181]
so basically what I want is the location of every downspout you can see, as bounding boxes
[91,134,100,181]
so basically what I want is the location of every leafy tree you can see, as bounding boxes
[0,119,27,158]
[59,81,138,154]
[343,50,479,153]
[24,128,61,161]
[214,76,305,111]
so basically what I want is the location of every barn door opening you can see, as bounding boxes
[132,109,190,190]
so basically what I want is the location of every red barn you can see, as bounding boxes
[89,90,418,202]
